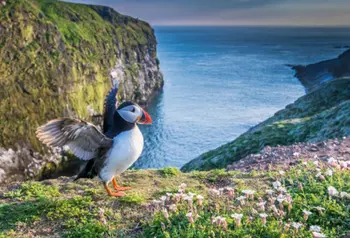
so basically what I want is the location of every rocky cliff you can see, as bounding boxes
[290,49,350,93]
[182,78,350,171]
[0,0,163,183]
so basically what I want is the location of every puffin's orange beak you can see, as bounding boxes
[138,109,152,125]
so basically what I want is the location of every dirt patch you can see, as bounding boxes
[227,137,350,172]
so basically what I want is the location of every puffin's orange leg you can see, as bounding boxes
[112,177,132,191]
[104,183,125,197]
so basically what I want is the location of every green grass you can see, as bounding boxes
[160,167,181,178]
[0,162,348,237]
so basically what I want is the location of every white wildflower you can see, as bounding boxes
[312,232,327,238]
[328,186,339,197]
[179,183,187,189]
[208,188,220,196]
[272,181,281,190]
[292,222,303,230]
[325,169,333,177]
[309,225,321,232]
[340,191,350,199]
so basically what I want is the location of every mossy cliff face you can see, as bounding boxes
[182,78,350,172]
[0,0,163,183]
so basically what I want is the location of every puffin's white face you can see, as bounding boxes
[117,104,152,125]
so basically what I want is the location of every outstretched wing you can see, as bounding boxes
[36,118,113,160]
[103,85,119,134]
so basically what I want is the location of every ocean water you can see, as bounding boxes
[135,26,350,169]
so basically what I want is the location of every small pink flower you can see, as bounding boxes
[268,197,276,205]
[236,196,246,206]
[173,193,181,202]
[168,204,177,212]
[284,223,290,231]
[213,216,227,230]
[196,194,204,206]
[257,201,266,212]
[303,210,312,221]
[225,187,235,197]
[231,213,243,227]
[242,190,255,200]
[179,183,187,190]
[298,182,303,191]
[98,208,107,225]
[259,213,268,226]
[186,212,194,224]
[316,172,325,180]
[163,208,170,222]
[278,209,285,218]
[270,205,278,214]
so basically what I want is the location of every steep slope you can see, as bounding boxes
[182,78,350,171]
[290,49,350,93]
[0,0,163,182]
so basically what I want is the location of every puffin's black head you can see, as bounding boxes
[117,101,152,125]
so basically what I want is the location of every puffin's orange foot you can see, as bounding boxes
[104,183,126,197]
[112,178,132,191]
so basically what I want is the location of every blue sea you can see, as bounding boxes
[135,26,350,169]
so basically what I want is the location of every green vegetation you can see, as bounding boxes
[146,162,350,237]
[0,0,162,154]
[160,167,181,178]
[182,78,350,171]
[0,161,348,237]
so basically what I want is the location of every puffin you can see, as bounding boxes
[36,84,152,197]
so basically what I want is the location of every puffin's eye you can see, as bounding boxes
[131,107,135,113]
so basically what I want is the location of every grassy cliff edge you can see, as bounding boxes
[182,78,350,172]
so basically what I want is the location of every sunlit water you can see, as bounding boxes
[135,26,350,169]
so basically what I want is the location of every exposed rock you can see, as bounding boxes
[289,49,350,93]
[227,137,350,172]
[0,0,163,183]
[182,78,350,172]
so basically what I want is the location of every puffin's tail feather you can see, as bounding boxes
[74,159,97,180]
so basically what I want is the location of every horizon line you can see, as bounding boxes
[151,24,350,28]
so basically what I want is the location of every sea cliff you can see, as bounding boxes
[182,77,350,171]
[0,0,163,183]
[289,49,350,93]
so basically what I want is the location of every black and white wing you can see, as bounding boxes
[36,118,113,160]
[103,84,119,134]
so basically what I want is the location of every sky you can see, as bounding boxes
[66,0,350,26]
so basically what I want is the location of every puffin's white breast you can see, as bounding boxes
[99,126,144,182]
